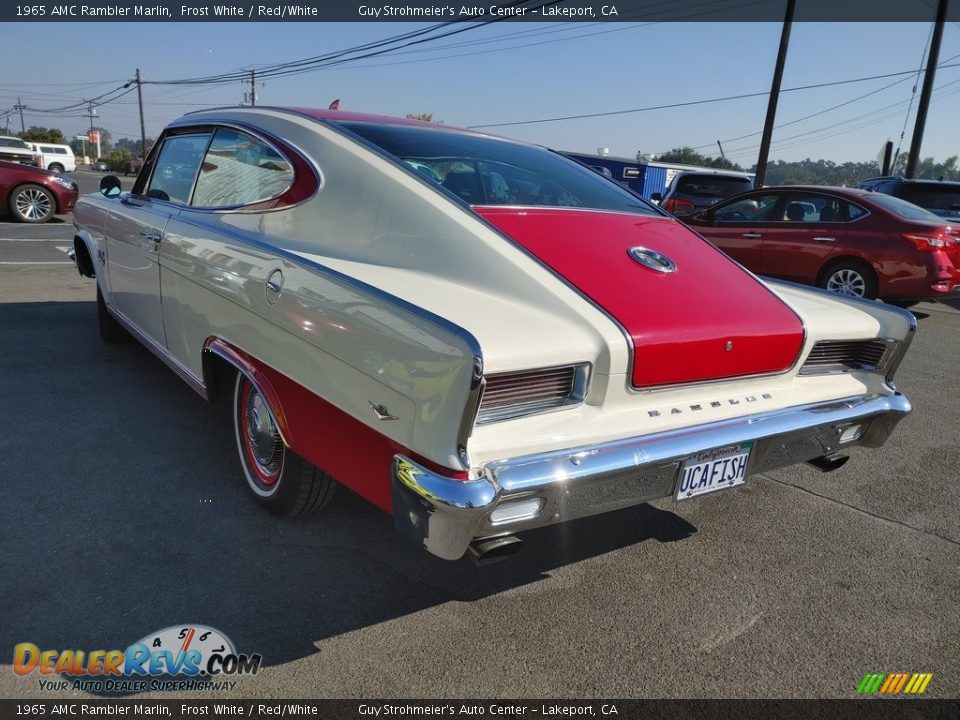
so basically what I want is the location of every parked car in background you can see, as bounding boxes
[686,185,960,301]
[0,159,78,222]
[71,108,914,563]
[0,135,40,166]
[855,176,960,219]
[92,159,110,172]
[29,143,76,174]
[653,170,754,217]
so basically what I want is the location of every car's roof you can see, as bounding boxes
[753,185,880,199]
[184,106,484,136]
[859,175,960,188]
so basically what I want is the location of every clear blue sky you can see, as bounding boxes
[3,21,960,166]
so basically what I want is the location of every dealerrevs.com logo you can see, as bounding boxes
[14,625,262,693]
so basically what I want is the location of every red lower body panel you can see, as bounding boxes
[205,339,467,512]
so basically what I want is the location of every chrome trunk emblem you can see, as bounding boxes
[628,247,677,273]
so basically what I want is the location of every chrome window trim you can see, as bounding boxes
[140,130,215,208]
[134,119,322,214]
[756,190,872,226]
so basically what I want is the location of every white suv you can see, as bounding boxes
[30,143,76,174]
[0,136,39,166]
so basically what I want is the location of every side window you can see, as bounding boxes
[775,193,843,222]
[192,128,294,207]
[145,133,212,204]
[876,180,898,195]
[715,194,778,222]
[846,202,868,221]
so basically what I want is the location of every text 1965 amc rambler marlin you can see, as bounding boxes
[71,108,915,563]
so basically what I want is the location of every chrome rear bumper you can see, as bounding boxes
[392,393,911,560]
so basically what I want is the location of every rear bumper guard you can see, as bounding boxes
[392,393,911,560]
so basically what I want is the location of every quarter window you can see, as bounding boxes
[192,128,294,207]
[146,133,212,204]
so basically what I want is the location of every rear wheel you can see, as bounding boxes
[233,373,336,517]
[97,285,126,342]
[819,260,878,300]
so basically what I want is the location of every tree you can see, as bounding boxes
[657,146,744,171]
[115,136,155,157]
[406,112,442,123]
[20,126,66,144]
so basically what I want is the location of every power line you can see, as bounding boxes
[468,62,960,129]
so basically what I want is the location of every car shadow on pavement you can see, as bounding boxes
[0,301,697,678]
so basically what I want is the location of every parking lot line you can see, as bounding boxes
[0,261,72,265]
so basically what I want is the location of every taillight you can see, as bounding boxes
[902,232,955,251]
[664,197,695,215]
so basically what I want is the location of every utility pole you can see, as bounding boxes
[86,101,100,160]
[906,0,949,179]
[250,68,257,106]
[754,0,796,188]
[135,68,147,158]
[16,97,25,134]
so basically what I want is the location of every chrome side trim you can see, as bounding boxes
[107,303,209,401]
[392,392,911,560]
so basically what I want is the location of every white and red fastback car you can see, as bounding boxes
[72,108,914,563]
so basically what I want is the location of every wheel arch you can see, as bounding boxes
[202,337,291,447]
[816,254,878,284]
[73,234,96,278]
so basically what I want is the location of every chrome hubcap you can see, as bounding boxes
[826,268,866,297]
[246,391,280,466]
[16,189,51,220]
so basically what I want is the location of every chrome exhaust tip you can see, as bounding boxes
[806,454,850,473]
[466,536,523,565]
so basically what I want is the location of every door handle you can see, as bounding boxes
[266,280,282,293]
[139,231,162,243]
[813,236,837,243]
[742,232,762,239]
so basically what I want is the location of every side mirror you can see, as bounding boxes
[650,192,663,203]
[99,175,122,198]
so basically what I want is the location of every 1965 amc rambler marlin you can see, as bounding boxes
[71,108,915,562]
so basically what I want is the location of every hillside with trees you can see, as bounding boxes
[654,146,960,186]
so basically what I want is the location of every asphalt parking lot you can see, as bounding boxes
[0,171,957,699]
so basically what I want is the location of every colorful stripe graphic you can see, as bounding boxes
[857,673,932,695]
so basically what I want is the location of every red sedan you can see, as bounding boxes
[0,159,78,223]
[685,185,960,301]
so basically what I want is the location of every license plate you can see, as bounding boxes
[676,442,752,500]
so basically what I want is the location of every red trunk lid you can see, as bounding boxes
[475,207,805,388]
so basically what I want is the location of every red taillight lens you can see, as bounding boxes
[664,197,695,214]
[902,232,955,251]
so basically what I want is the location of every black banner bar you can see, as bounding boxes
[1,700,959,720]
[3,0,960,23]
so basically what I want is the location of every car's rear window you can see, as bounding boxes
[898,183,960,217]
[867,192,943,222]
[334,121,657,215]
[675,174,753,198]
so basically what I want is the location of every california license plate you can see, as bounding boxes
[676,442,752,500]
